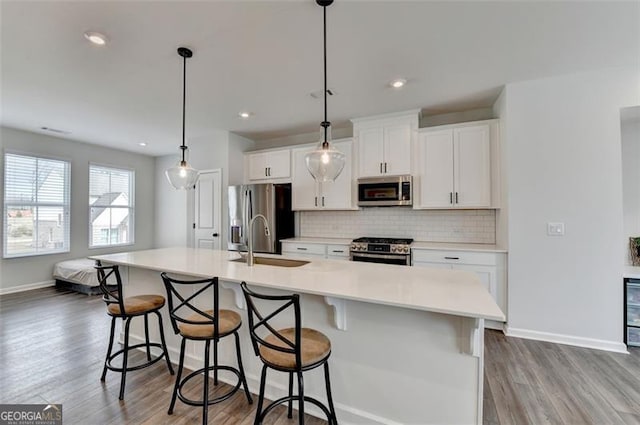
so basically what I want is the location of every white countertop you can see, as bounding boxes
[91,247,504,322]
[625,266,640,279]
[282,237,507,253]
[280,237,352,245]
[412,241,507,253]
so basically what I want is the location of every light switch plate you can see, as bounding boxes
[547,222,565,236]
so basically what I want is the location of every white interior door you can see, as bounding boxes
[193,169,222,249]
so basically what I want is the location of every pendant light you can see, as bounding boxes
[165,47,199,190]
[305,0,345,182]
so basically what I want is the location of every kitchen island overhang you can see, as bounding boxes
[91,247,504,425]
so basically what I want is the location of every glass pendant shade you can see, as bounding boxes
[165,160,199,190]
[305,125,345,182]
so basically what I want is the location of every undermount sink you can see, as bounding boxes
[230,256,309,268]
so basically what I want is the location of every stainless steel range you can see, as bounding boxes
[350,237,413,266]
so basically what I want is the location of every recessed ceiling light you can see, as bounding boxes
[390,78,407,89]
[84,31,108,46]
[238,112,252,119]
[138,142,147,147]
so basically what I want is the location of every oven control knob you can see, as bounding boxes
[360,244,367,250]
[403,246,409,253]
[391,246,396,252]
[351,244,356,250]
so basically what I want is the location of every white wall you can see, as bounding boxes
[154,131,255,250]
[153,155,188,248]
[0,126,156,291]
[502,67,640,351]
[622,109,640,264]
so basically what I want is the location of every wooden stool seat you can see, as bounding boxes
[178,309,242,338]
[107,294,165,316]
[260,328,331,369]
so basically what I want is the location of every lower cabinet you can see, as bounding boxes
[412,248,507,330]
[281,241,350,261]
[625,278,640,347]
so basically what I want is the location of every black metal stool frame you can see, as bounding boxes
[161,273,253,425]
[241,282,338,425]
[95,261,174,400]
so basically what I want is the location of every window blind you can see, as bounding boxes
[3,153,70,258]
[89,164,134,247]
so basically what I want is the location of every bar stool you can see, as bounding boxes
[95,261,174,400]
[161,273,253,425]
[240,281,338,425]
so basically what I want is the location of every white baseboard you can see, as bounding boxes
[0,280,56,295]
[126,333,398,425]
[504,326,629,354]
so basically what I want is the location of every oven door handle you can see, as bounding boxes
[350,252,409,261]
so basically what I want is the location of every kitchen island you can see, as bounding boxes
[91,247,504,425]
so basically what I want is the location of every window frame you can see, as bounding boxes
[88,163,135,249]
[3,150,71,258]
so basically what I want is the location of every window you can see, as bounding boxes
[3,153,71,258]
[89,164,134,248]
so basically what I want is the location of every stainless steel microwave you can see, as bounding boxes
[357,175,412,207]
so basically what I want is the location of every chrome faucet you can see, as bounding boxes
[247,214,271,266]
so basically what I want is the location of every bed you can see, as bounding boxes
[54,258,116,295]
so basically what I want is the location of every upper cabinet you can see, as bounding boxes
[352,110,419,178]
[246,149,291,182]
[415,120,500,209]
[291,139,356,211]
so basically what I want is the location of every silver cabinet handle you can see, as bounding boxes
[322,196,325,206]
[444,256,459,260]
[384,162,387,173]
[332,250,344,253]
[380,163,383,173]
[297,247,308,251]
[314,197,318,207]
[450,192,453,204]
[455,192,459,204]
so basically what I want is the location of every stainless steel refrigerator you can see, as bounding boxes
[228,183,295,254]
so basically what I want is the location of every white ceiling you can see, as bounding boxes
[1,1,638,156]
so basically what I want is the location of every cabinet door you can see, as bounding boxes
[326,244,350,260]
[358,127,385,177]
[454,264,497,302]
[321,140,353,209]
[454,125,490,207]
[291,147,320,210]
[248,152,268,181]
[282,242,326,260]
[266,150,291,179]
[417,130,454,208]
[384,123,412,175]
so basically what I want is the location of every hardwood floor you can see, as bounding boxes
[2,287,639,424]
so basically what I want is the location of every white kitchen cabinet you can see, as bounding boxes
[352,110,419,178]
[247,149,291,181]
[412,248,507,330]
[282,241,350,261]
[291,139,355,210]
[415,120,498,209]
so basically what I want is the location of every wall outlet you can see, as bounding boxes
[547,222,565,236]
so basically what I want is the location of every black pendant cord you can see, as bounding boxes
[181,53,187,165]
[321,4,330,148]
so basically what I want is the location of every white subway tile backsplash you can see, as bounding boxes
[299,209,496,244]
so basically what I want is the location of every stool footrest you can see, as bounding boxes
[106,343,168,373]
[260,395,333,423]
[177,365,242,407]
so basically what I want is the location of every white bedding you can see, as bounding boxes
[53,258,112,287]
